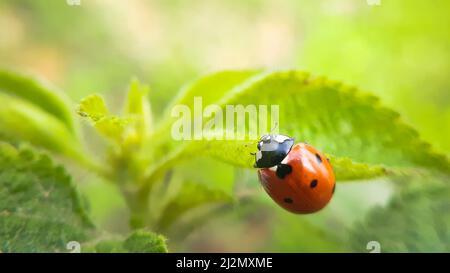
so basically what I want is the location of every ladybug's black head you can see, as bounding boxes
[254,134,294,168]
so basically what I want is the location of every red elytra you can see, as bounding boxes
[257,143,335,214]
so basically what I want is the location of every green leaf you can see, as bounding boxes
[141,70,261,169]
[0,71,102,172]
[92,239,127,253]
[161,70,261,122]
[93,116,131,142]
[93,230,168,253]
[145,70,450,184]
[155,181,232,232]
[0,142,94,252]
[123,229,168,253]
[77,94,109,122]
[145,157,234,232]
[349,175,450,252]
[330,156,387,181]
[0,93,86,163]
[0,69,76,133]
[125,79,153,135]
[210,71,450,172]
[77,94,131,143]
[180,141,388,181]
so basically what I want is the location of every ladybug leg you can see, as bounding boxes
[275,164,292,179]
[250,152,258,168]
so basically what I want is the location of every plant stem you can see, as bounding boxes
[121,182,153,229]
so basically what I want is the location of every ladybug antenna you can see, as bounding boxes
[269,122,279,135]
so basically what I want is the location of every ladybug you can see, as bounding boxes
[254,134,335,214]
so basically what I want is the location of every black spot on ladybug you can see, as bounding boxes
[284,197,293,204]
[310,179,318,188]
[332,183,336,194]
[315,154,322,164]
[276,164,292,179]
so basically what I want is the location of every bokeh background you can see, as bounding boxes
[1,0,449,252]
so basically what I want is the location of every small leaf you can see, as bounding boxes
[0,69,76,133]
[77,94,130,143]
[92,230,168,253]
[77,94,109,122]
[123,229,168,253]
[0,142,94,252]
[146,157,234,232]
[125,79,153,135]
[155,181,233,232]
[92,239,127,253]
[94,116,130,142]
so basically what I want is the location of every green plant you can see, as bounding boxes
[0,69,449,252]
[349,174,450,252]
[0,142,166,252]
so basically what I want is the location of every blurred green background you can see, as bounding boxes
[0,0,449,252]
